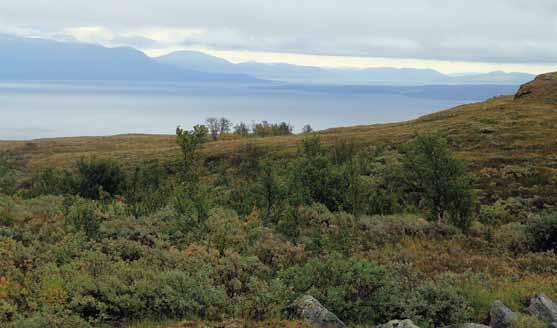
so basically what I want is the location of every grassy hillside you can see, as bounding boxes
[2,74,557,328]
[4,81,557,207]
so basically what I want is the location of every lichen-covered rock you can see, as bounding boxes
[285,295,345,328]
[527,294,557,323]
[442,324,490,328]
[376,319,420,328]
[490,301,517,328]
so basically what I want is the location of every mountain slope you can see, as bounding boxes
[0,35,257,82]
[155,50,238,74]
[156,50,535,85]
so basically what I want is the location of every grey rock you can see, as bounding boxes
[285,295,345,328]
[442,324,490,328]
[527,294,557,323]
[549,322,557,328]
[490,301,517,328]
[377,319,420,328]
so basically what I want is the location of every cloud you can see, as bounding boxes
[63,26,114,44]
[0,0,556,63]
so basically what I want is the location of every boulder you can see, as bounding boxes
[527,294,557,323]
[285,295,345,328]
[442,324,490,328]
[490,301,517,328]
[376,319,420,328]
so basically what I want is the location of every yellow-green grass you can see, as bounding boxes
[2,94,557,178]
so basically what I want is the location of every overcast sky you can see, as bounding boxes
[1,0,556,73]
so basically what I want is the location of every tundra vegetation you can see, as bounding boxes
[1,74,557,327]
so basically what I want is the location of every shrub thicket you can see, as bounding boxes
[1,128,555,327]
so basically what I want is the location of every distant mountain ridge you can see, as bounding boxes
[0,35,535,85]
[156,50,535,85]
[0,35,258,83]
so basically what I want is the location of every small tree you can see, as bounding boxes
[403,135,474,229]
[302,124,313,134]
[257,160,280,225]
[175,125,210,228]
[219,118,232,136]
[176,125,208,184]
[205,117,220,141]
[234,122,250,137]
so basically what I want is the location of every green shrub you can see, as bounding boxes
[7,313,92,328]
[28,167,77,197]
[528,214,557,252]
[279,255,384,323]
[0,159,20,196]
[511,313,546,328]
[0,299,16,323]
[66,198,101,239]
[0,197,15,227]
[492,222,530,253]
[75,157,127,200]
[411,275,474,327]
[127,161,170,218]
[231,278,292,320]
[479,200,513,225]
[373,268,473,327]
[135,269,228,320]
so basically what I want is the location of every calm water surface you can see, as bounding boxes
[0,82,488,140]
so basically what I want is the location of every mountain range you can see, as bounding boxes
[0,34,257,83]
[156,51,535,85]
[0,34,535,85]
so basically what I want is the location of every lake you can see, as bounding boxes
[0,82,518,140]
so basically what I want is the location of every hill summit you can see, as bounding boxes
[515,71,557,104]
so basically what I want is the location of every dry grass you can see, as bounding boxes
[3,94,557,172]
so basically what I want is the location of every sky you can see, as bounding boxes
[1,0,556,74]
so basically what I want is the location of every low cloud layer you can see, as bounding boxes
[1,0,556,64]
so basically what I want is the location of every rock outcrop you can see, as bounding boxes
[376,319,420,328]
[527,294,557,324]
[490,301,517,328]
[514,72,557,104]
[285,295,345,328]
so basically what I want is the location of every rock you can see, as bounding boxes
[376,319,420,328]
[490,301,517,328]
[285,295,345,328]
[442,324,490,328]
[549,322,557,328]
[527,294,557,323]
[514,72,557,104]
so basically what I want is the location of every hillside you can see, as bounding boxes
[4,73,557,205]
[2,74,557,328]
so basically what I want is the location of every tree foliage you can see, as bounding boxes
[403,135,474,229]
